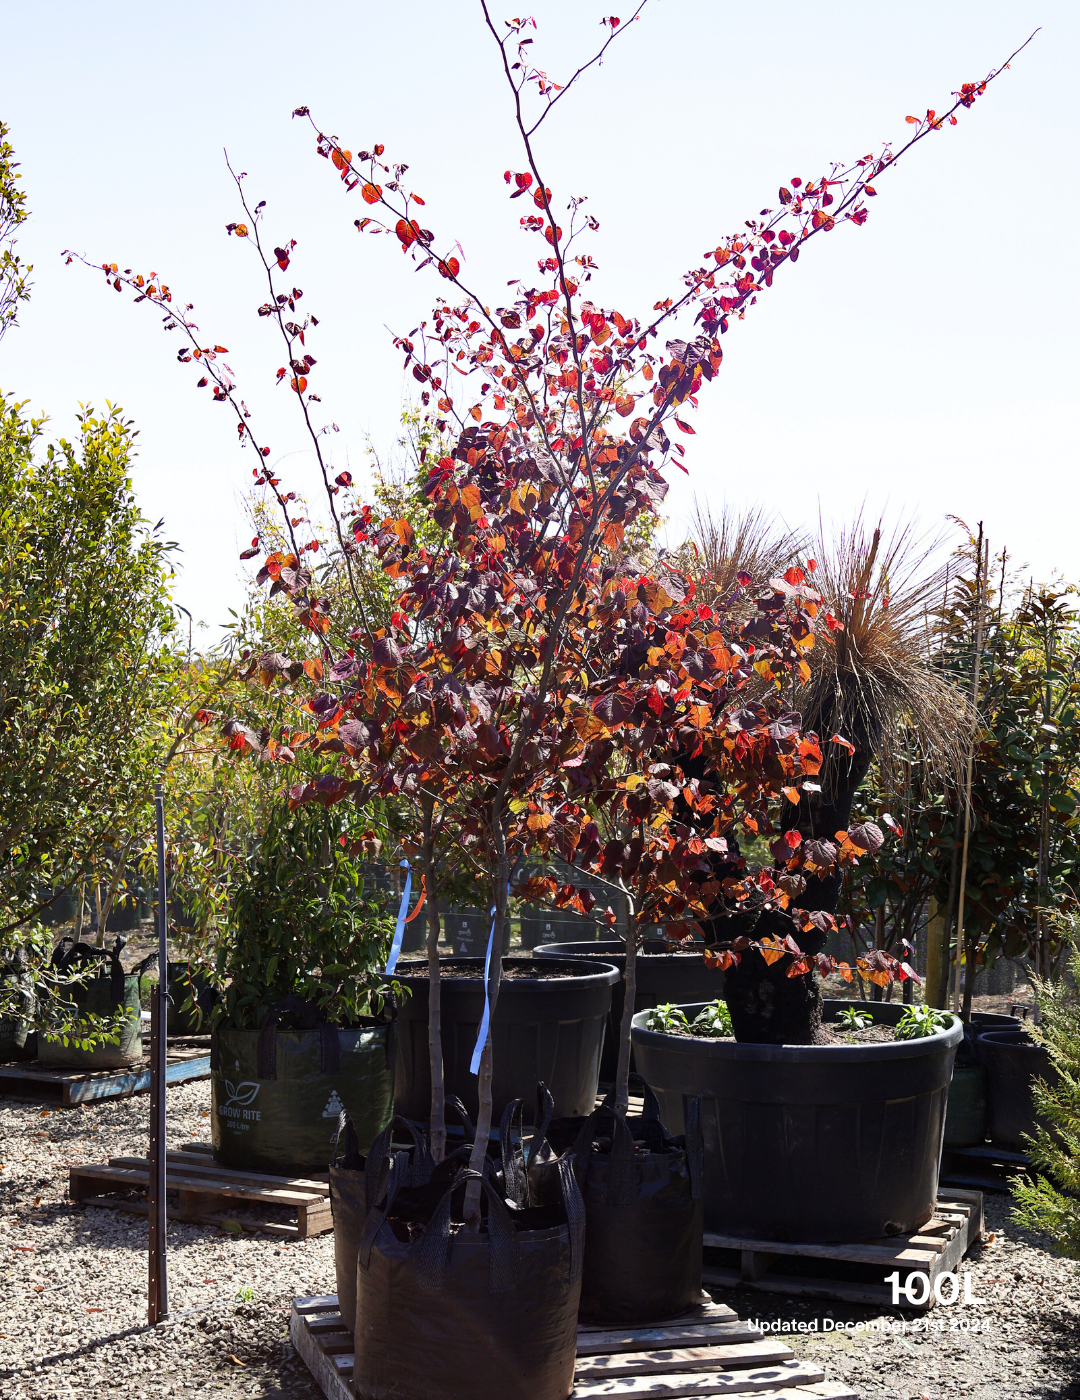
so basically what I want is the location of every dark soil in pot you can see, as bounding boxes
[980,1028,1053,1152]
[534,939,725,1080]
[391,955,618,1124]
[631,997,963,1243]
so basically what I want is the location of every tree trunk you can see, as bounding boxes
[73,878,85,945]
[421,801,446,1163]
[464,840,508,1227]
[721,746,874,1045]
[871,906,885,1003]
[925,895,948,1009]
[613,911,638,1115]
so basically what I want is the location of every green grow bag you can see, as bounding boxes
[0,969,36,1062]
[0,1015,36,1062]
[39,972,142,1069]
[211,1019,395,1176]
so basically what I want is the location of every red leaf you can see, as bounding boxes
[438,257,461,279]
[361,183,382,204]
[830,733,855,755]
[673,418,696,435]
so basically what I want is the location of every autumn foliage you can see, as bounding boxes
[71,4,1028,1125]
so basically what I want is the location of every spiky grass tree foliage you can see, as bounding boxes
[681,503,805,613]
[719,519,968,1042]
[1012,935,1080,1259]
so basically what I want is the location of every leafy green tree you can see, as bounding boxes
[0,394,176,935]
[1012,932,1080,1258]
[0,119,31,341]
[212,800,393,1028]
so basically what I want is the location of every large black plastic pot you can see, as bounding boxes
[535,940,726,1081]
[980,1028,1053,1152]
[969,1011,1022,1036]
[520,911,602,950]
[631,998,963,1243]
[391,956,619,1123]
[443,908,511,958]
[943,1062,988,1148]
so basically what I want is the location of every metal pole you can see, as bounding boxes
[148,782,169,1323]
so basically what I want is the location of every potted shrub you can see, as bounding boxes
[535,935,726,1080]
[77,3,1020,1380]
[623,525,979,1241]
[208,803,396,1176]
[38,936,143,1070]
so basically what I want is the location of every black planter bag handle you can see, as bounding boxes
[257,995,341,1078]
[499,1082,555,1208]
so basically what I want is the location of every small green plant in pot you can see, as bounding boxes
[209,802,397,1176]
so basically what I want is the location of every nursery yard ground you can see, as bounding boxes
[1,1079,1078,1400]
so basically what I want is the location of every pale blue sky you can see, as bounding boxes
[2,1,1075,633]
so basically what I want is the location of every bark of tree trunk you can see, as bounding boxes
[718,746,874,1045]
[613,911,638,1115]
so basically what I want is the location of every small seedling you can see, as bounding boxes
[838,1006,874,1031]
[692,1001,733,1037]
[234,1284,257,1303]
[895,1005,952,1040]
[644,1004,689,1033]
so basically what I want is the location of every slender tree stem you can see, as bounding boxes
[614,909,638,1115]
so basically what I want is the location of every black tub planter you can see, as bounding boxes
[535,939,726,1080]
[631,998,963,1243]
[391,956,618,1123]
[211,1015,394,1176]
[980,1029,1053,1152]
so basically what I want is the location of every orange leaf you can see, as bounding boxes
[302,658,323,682]
[758,937,787,967]
[361,182,382,204]
[233,223,248,238]
[290,377,308,393]
[438,257,461,279]
[614,394,635,417]
[673,417,696,435]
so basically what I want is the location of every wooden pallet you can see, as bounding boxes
[941,1142,1032,1194]
[70,1140,332,1238]
[290,1294,858,1400]
[702,1191,983,1312]
[0,1045,210,1106]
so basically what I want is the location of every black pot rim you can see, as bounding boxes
[631,998,963,1062]
[979,1028,1043,1050]
[389,954,620,988]
[534,939,705,961]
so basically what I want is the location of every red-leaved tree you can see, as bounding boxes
[70,6,1030,1185]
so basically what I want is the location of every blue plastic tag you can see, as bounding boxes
[383,860,412,976]
[469,901,499,1075]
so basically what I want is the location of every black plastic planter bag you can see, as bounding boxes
[212,1001,395,1175]
[39,939,142,1069]
[0,963,36,1062]
[330,1112,434,1336]
[354,1161,584,1400]
[520,1075,704,1324]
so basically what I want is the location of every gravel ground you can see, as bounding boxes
[2,1076,1078,1400]
[708,1194,1080,1399]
